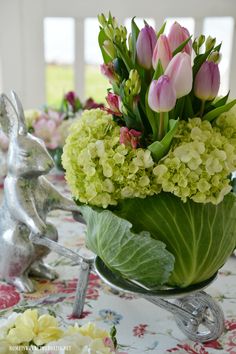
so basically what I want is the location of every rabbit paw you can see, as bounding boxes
[30,260,58,280]
[9,275,35,293]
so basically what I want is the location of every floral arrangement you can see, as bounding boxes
[0,91,104,171]
[62,14,236,289]
[0,309,125,354]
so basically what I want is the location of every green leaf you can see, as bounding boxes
[202,99,236,122]
[116,192,236,287]
[213,92,229,108]
[148,119,179,161]
[157,22,166,39]
[172,36,192,56]
[98,29,112,64]
[153,59,164,80]
[113,42,133,72]
[81,205,174,289]
[131,17,140,65]
[183,94,194,118]
[145,88,159,140]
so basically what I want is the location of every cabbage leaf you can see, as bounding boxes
[80,205,175,289]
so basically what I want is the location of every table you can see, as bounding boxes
[0,175,236,354]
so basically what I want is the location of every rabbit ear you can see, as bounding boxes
[0,93,19,137]
[11,91,27,135]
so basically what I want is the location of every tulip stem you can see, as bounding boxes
[158,112,164,141]
[200,100,205,118]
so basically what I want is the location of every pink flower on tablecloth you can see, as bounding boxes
[67,310,92,320]
[89,273,101,287]
[133,324,148,337]
[223,329,236,352]
[86,287,99,300]
[166,343,209,353]
[225,319,236,331]
[204,339,222,349]
[0,283,21,309]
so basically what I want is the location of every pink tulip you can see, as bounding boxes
[136,24,157,69]
[148,75,176,112]
[194,61,220,101]
[168,22,192,55]
[106,92,122,116]
[152,34,172,70]
[0,130,9,151]
[120,127,142,149]
[165,52,193,98]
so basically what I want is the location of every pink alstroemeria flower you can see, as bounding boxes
[120,127,142,149]
[33,116,60,149]
[106,92,122,116]
[100,62,119,84]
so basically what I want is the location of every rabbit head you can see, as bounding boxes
[0,91,54,177]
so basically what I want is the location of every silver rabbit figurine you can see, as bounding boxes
[0,91,82,293]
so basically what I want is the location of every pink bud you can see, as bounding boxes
[136,25,157,69]
[120,127,142,149]
[106,93,122,116]
[148,75,176,112]
[100,62,119,84]
[152,34,172,70]
[194,61,220,101]
[168,22,192,55]
[165,52,193,98]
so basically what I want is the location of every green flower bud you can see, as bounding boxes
[103,40,116,59]
[208,51,221,63]
[104,25,114,40]
[198,34,205,48]
[98,13,107,27]
[205,36,216,51]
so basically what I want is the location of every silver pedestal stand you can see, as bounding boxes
[31,234,225,343]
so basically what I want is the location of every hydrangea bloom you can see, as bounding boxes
[62,109,161,208]
[63,109,236,207]
[155,117,236,204]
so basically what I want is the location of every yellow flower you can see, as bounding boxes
[6,309,63,346]
[79,322,109,340]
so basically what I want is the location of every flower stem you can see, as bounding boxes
[200,100,205,118]
[158,112,164,141]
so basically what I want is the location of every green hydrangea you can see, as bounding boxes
[62,109,161,208]
[63,109,236,207]
[155,117,236,204]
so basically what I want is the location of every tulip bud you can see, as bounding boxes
[165,52,193,98]
[152,34,172,70]
[205,36,216,51]
[198,34,205,48]
[103,40,116,59]
[148,75,176,112]
[168,22,192,55]
[194,61,220,101]
[136,24,157,69]
[106,92,122,116]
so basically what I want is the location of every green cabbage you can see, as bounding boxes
[81,192,236,288]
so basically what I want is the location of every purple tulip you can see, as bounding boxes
[165,52,193,98]
[194,61,220,101]
[148,75,176,112]
[136,24,157,69]
[168,22,192,55]
[152,34,172,70]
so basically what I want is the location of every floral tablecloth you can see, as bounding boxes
[0,175,236,354]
